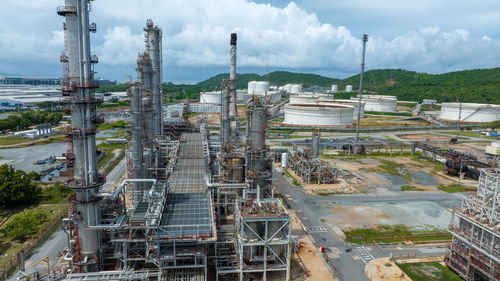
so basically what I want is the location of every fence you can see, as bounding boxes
[0,209,68,280]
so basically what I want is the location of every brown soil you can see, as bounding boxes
[326,205,391,231]
[399,134,449,141]
[288,209,335,281]
[365,258,412,281]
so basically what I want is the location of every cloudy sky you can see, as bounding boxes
[0,0,499,83]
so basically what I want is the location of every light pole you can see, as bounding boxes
[354,34,368,154]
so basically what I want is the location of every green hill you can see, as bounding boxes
[196,68,500,104]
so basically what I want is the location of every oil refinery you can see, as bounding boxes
[3,1,500,281]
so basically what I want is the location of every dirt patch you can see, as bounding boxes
[287,209,335,281]
[304,177,358,194]
[399,134,449,141]
[326,205,391,231]
[365,258,411,281]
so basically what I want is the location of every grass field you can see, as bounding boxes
[0,136,34,146]
[0,202,67,270]
[436,184,475,193]
[345,224,451,244]
[397,262,463,281]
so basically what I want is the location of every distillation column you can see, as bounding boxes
[229,33,238,137]
[137,53,153,179]
[129,84,145,202]
[57,0,102,272]
[247,102,270,197]
[144,19,163,136]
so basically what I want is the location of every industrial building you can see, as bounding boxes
[350,94,397,112]
[446,169,500,280]
[17,3,292,280]
[0,85,61,107]
[284,102,354,126]
[439,102,500,123]
[0,75,61,86]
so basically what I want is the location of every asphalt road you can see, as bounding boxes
[8,228,67,281]
[274,167,454,281]
[8,158,127,280]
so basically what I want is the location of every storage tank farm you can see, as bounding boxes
[439,102,500,122]
[36,3,291,280]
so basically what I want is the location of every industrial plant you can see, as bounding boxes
[5,1,500,281]
[15,2,293,280]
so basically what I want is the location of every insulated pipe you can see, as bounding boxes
[92,179,157,200]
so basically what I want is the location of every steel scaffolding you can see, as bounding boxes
[446,169,500,280]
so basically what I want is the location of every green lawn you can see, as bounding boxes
[397,262,463,281]
[437,184,475,193]
[0,136,33,146]
[345,224,451,244]
[283,168,301,187]
[400,185,426,191]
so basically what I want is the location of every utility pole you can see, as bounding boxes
[455,93,463,139]
[354,34,368,154]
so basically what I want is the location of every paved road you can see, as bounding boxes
[274,168,453,281]
[8,228,67,281]
[102,156,126,191]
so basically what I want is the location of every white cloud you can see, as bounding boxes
[0,0,499,79]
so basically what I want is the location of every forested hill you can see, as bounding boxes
[196,71,341,89]
[196,68,500,104]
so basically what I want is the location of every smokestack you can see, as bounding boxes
[229,33,238,137]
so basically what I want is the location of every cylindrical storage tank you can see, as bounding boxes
[248,81,258,94]
[439,103,500,123]
[319,99,365,119]
[284,103,354,126]
[200,91,221,104]
[331,85,338,92]
[345,85,353,92]
[236,90,245,101]
[254,81,269,93]
[284,84,292,93]
[290,94,317,104]
[350,95,397,112]
[281,152,288,168]
[290,84,302,94]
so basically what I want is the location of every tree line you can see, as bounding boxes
[0,110,63,132]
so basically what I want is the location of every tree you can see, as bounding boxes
[0,164,41,207]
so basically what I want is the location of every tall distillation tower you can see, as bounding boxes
[57,0,103,272]
[144,20,163,136]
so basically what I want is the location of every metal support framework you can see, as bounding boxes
[446,169,500,280]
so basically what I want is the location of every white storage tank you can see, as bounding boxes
[290,92,331,104]
[248,81,258,94]
[350,95,397,112]
[281,152,288,168]
[318,99,365,119]
[284,102,354,126]
[284,84,292,93]
[255,81,269,93]
[345,85,353,92]
[331,85,338,92]
[290,84,303,94]
[236,90,245,101]
[200,91,221,104]
[439,102,500,123]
